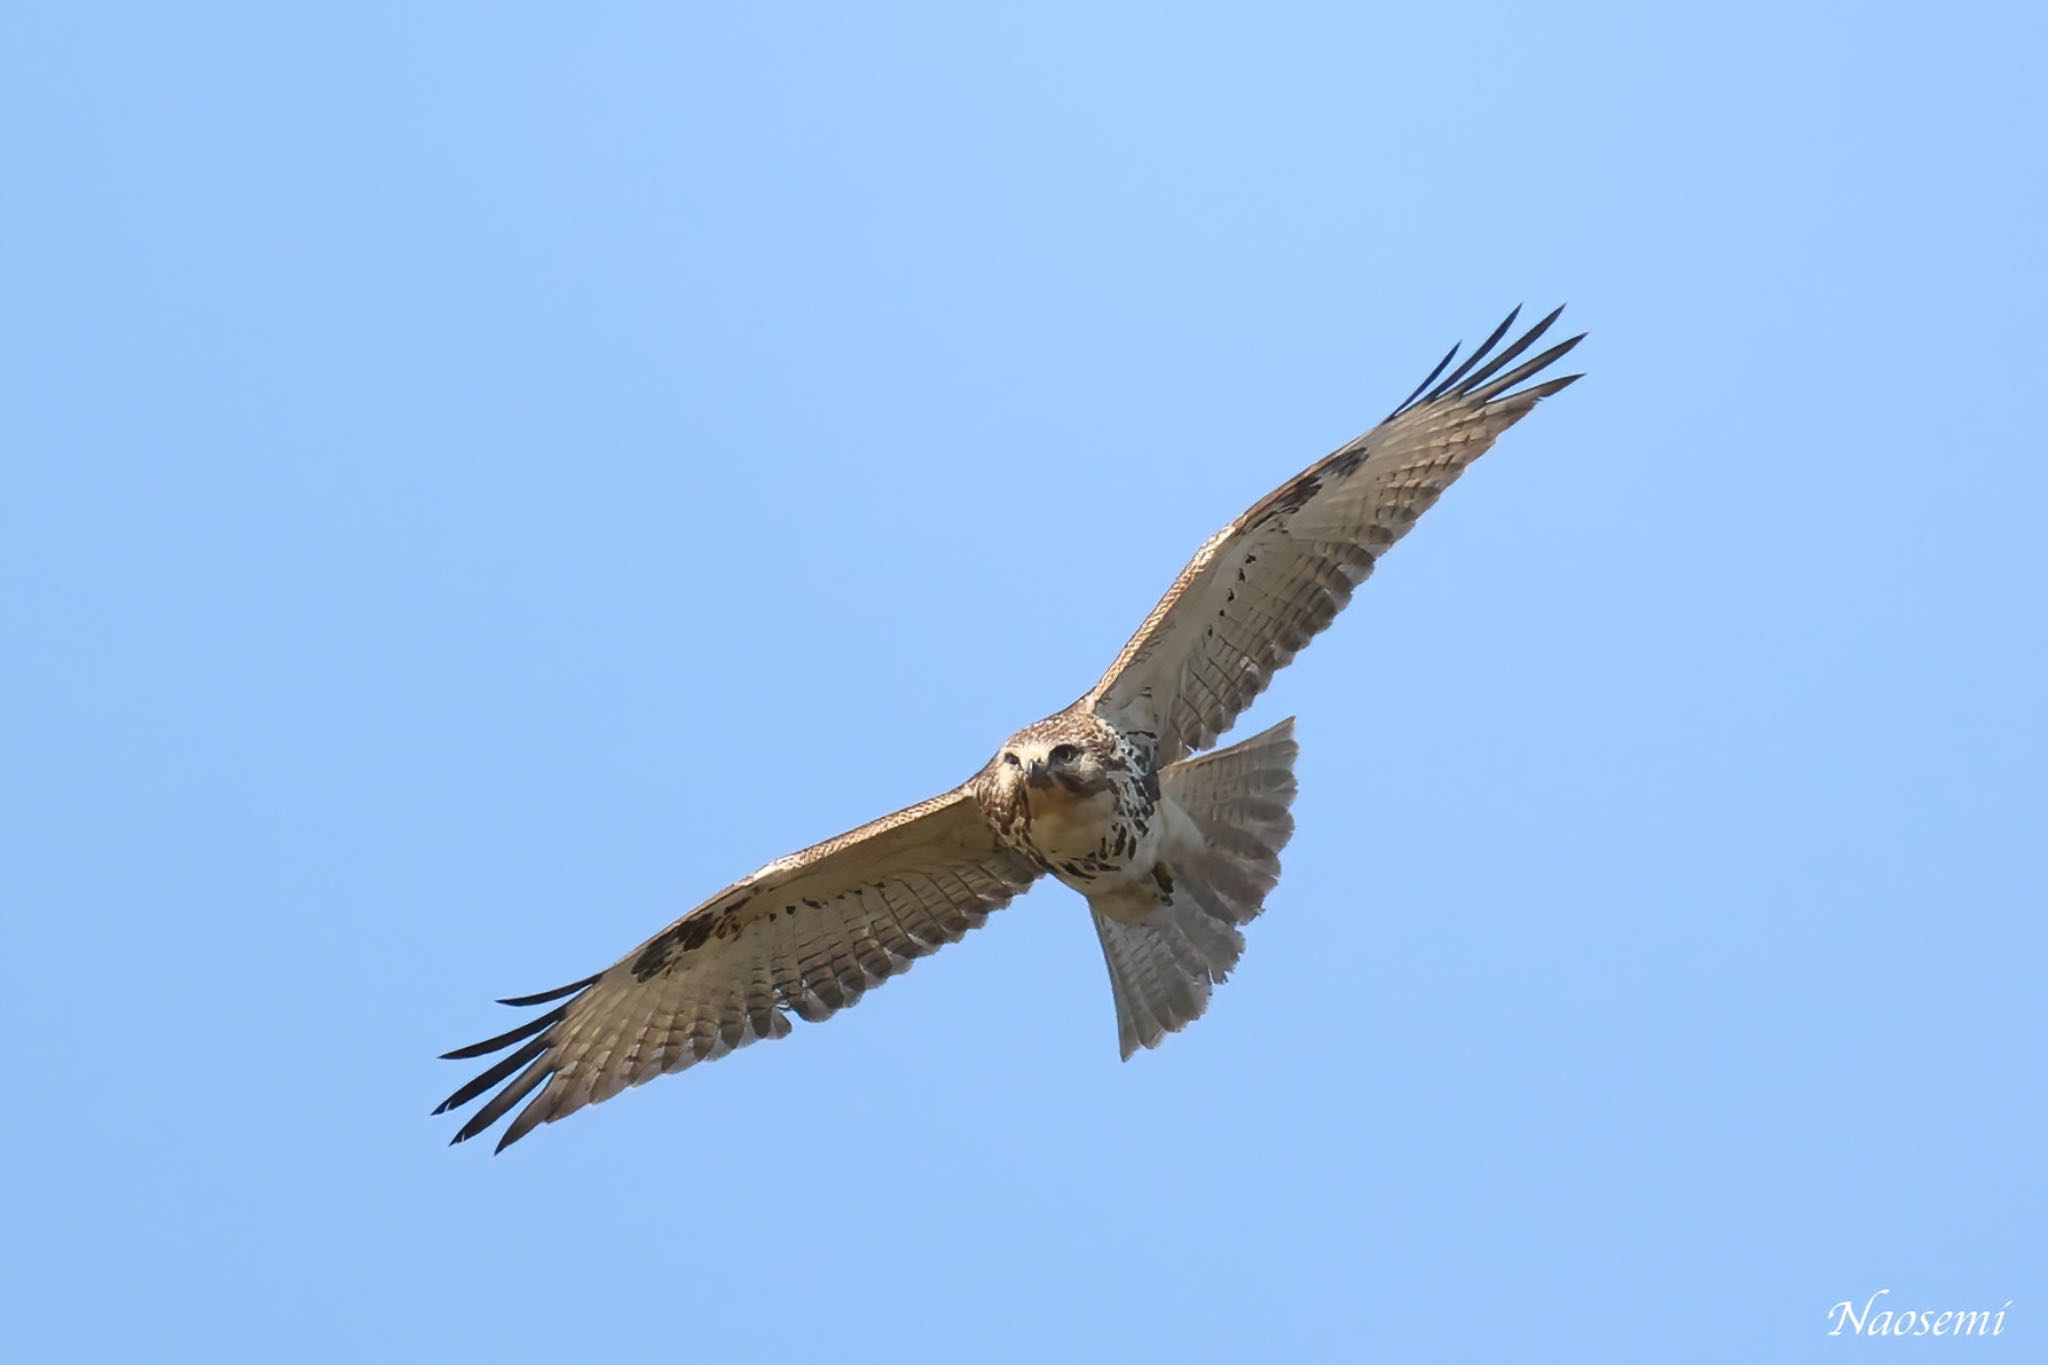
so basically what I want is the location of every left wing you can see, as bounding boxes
[1089,306,1583,764]
[436,786,1040,1151]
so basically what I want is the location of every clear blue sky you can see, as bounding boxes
[5,4,2042,1361]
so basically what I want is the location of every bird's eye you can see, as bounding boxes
[1002,752,1021,767]
[1050,744,1079,765]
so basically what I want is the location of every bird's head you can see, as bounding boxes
[986,718,1116,802]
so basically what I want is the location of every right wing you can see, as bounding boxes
[435,786,1040,1151]
[1089,306,1583,763]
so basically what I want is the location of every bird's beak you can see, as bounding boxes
[1026,758,1051,789]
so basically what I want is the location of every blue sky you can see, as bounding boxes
[5,4,2042,1361]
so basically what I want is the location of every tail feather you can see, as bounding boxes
[1090,718,1300,1059]
[1093,914,1220,1056]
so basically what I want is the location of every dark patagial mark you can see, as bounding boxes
[631,934,681,981]
[1262,472,1322,520]
[630,894,754,981]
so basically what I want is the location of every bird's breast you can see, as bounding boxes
[1010,771,1161,887]
[1026,785,1117,853]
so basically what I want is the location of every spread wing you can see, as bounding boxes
[1089,306,1584,764]
[436,787,1040,1151]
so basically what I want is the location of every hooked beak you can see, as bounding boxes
[1025,758,1052,789]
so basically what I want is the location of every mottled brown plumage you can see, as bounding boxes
[437,307,1583,1150]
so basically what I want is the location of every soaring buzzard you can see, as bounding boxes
[438,306,1584,1150]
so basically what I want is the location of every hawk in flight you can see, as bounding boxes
[438,306,1584,1150]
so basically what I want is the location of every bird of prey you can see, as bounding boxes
[437,306,1584,1151]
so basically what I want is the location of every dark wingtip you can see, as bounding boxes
[1466,330,1586,404]
[1386,304,1579,422]
[437,978,590,1150]
[452,1107,499,1146]
[1516,371,1585,402]
[440,1005,568,1061]
[496,972,600,1008]
[1389,340,1461,419]
[1422,304,1523,405]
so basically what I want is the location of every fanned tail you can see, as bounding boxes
[1090,718,1299,1058]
